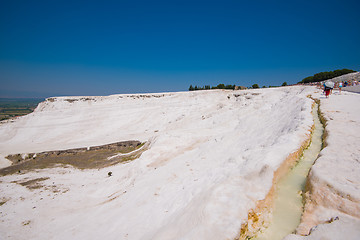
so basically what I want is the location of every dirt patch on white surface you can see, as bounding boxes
[0,140,147,176]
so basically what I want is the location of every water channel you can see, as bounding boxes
[253,103,324,240]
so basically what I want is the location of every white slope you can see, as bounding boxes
[285,89,360,239]
[327,71,360,83]
[0,87,315,240]
[343,85,360,93]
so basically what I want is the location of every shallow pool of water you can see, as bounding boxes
[253,103,324,240]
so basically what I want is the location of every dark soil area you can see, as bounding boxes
[0,140,147,176]
[17,177,50,189]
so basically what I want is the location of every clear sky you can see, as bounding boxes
[1,0,359,98]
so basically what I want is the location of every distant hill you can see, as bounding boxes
[298,69,356,84]
[327,71,360,83]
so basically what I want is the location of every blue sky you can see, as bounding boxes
[1,0,359,97]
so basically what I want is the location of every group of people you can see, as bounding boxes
[320,79,359,98]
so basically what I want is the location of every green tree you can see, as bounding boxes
[252,84,259,89]
[189,85,194,91]
[217,84,226,89]
[298,69,356,84]
[225,84,235,90]
[282,82,288,86]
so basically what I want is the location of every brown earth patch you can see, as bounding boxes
[0,140,147,176]
[16,177,50,190]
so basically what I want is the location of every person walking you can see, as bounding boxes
[339,81,343,94]
[325,86,331,98]
[324,81,334,98]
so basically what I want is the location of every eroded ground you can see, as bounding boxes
[0,140,147,176]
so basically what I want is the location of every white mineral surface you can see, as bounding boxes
[0,85,359,240]
[285,88,360,239]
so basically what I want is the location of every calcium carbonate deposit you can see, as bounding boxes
[0,85,359,240]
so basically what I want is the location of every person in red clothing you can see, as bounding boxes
[324,86,331,98]
[324,81,334,98]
